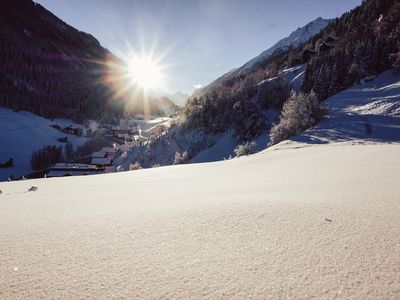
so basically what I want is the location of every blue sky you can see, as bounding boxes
[35,0,361,94]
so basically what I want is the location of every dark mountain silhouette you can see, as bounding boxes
[0,0,177,122]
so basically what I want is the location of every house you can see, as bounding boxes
[302,48,317,62]
[90,147,120,167]
[318,36,338,53]
[58,136,68,143]
[63,126,83,136]
[91,157,112,166]
[92,151,107,158]
[319,42,334,52]
[47,163,103,177]
[324,36,338,44]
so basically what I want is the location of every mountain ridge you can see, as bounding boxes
[190,17,330,100]
[242,17,331,70]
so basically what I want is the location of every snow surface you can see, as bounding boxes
[1,72,400,299]
[277,70,400,148]
[0,143,399,299]
[0,108,87,181]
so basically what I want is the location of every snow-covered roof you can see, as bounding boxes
[101,147,117,153]
[104,166,116,173]
[47,170,100,177]
[91,158,112,166]
[116,144,130,152]
[92,151,107,158]
[52,163,97,170]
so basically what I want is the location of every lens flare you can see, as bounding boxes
[128,55,164,90]
[100,41,173,119]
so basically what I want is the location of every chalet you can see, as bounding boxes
[90,146,120,166]
[104,166,116,173]
[63,126,83,136]
[324,36,338,44]
[318,36,338,53]
[92,151,108,158]
[58,136,68,143]
[302,48,317,63]
[47,163,104,177]
[91,157,112,166]
[319,42,334,52]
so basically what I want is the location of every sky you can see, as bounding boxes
[35,0,362,94]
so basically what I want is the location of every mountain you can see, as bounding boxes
[167,92,189,106]
[0,0,125,122]
[122,94,179,118]
[184,0,400,140]
[0,0,177,123]
[126,0,400,169]
[243,17,331,69]
[190,17,330,100]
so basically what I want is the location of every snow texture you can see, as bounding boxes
[0,143,399,299]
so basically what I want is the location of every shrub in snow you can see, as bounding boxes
[116,165,124,172]
[173,151,189,165]
[234,141,257,157]
[269,90,325,146]
[28,186,38,192]
[129,162,142,171]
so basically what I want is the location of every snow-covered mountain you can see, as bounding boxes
[243,17,331,69]
[166,92,189,106]
[191,17,330,100]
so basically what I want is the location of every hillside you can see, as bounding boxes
[1,69,400,297]
[1,140,399,298]
[0,0,178,122]
[277,70,400,148]
[242,17,331,70]
[180,0,400,151]
[190,17,329,101]
[0,0,124,122]
[0,108,88,181]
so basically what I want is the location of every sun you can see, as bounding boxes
[128,55,164,91]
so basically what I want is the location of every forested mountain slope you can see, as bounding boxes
[0,0,125,122]
[180,0,400,143]
[0,0,179,122]
[121,0,400,169]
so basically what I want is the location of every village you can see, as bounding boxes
[37,117,173,179]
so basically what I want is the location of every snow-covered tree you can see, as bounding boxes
[269,91,325,146]
[129,162,142,171]
[234,141,257,157]
[173,151,189,165]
